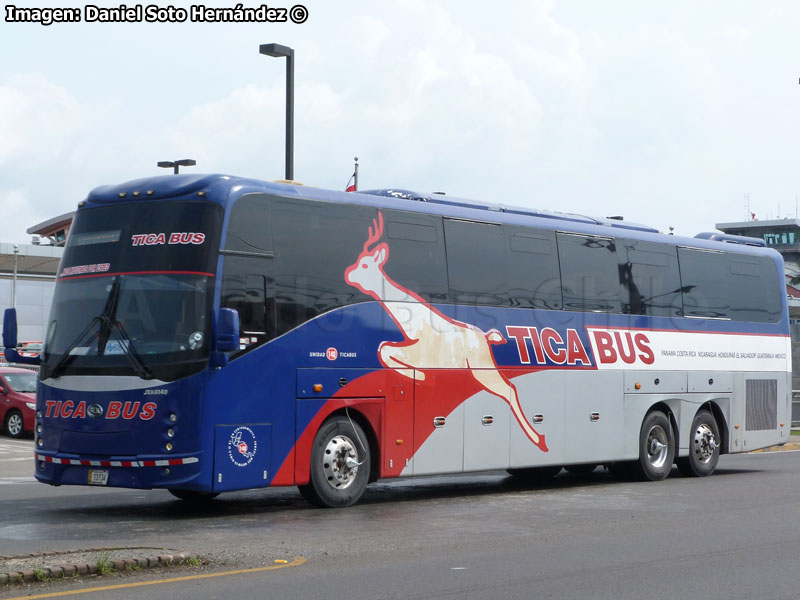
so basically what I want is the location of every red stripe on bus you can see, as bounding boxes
[58,270,215,281]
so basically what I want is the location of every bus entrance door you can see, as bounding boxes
[212,423,272,492]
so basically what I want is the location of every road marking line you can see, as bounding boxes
[4,556,307,600]
[0,477,37,484]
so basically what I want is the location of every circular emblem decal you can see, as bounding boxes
[228,426,257,467]
[326,347,338,361]
[87,404,104,419]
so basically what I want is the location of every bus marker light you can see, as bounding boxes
[396,439,403,445]
[165,442,173,452]
[780,423,785,427]
[133,191,141,197]
[734,425,740,429]
[313,384,323,392]
[37,438,43,447]
[634,383,641,390]
[169,413,177,423]
[146,190,155,195]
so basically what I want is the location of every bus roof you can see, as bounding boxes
[84,173,778,259]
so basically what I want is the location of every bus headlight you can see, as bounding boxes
[165,442,173,452]
[166,428,175,438]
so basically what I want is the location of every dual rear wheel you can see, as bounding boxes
[611,409,720,481]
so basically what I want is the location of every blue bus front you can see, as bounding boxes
[34,183,223,491]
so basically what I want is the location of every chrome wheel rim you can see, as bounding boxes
[692,423,718,464]
[7,413,22,436]
[646,424,669,469]
[322,435,359,490]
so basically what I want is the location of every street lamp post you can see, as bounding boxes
[259,43,295,181]
[157,159,197,174]
[12,244,18,309]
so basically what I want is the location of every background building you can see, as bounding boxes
[0,242,63,342]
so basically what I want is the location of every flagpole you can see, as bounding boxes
[354,156,359,191]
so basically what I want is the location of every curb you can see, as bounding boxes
[0,549,201,587]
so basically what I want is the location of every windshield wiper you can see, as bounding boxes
[48,277,153,380]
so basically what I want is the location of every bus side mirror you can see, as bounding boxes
[2,308,40,366]
[215,308,240,353]
[211,308,239,369]
[3,308,18,349]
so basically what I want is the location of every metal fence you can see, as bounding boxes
[793,390,800,428]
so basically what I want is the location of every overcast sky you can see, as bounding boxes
[1,0,799,243]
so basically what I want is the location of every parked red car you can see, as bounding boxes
[0,366,37,438]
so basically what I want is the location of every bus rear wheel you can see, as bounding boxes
[676,410,720,477]
[299,416,370,508]
[635,410,674,481]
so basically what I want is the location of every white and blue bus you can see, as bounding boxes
[4,174,790,507]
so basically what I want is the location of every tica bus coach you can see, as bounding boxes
[3,174,790,508]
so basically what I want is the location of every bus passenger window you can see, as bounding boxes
[382,211,449,303]
[507,228,562,310]
[557,233,621,313]
[225,194,273,254]
[727,256,782,323]
[271,200,375,335]
[445,219,508,307]
[619,240,682,318]
[678,248,730,319]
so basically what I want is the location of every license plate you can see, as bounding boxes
[88,470,109,486]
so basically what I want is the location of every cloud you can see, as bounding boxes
[0,74,83,165]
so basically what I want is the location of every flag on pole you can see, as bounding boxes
[345,157,359,192]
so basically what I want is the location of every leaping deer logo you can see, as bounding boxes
[345,212,548,452]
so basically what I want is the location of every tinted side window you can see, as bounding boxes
[220,255,275,354]
[618,239,682,317]
[557,233,621,312]
[225,194,273,253]
[507,227,562,309]
[382,211,448,302]
[445,219,507,306]
[680,248,782,322]
[727,256,781,322]
[678,248,730,319]
[272,199,374,335]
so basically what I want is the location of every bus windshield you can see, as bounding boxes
[42,200,222,381]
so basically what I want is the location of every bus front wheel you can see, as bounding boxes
[299,416,371,508]
[635,410,674,481]
[676,410,720,477]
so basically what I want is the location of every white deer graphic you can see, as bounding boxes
[344,212,548,452]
